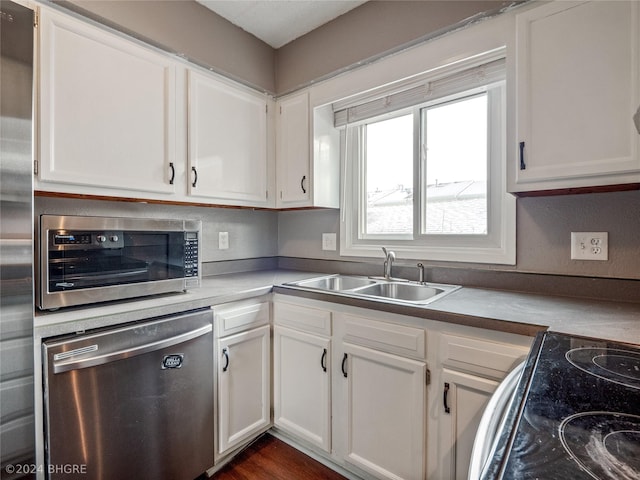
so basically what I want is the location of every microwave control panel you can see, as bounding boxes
[184,232,199,278]
[51,231,125,249]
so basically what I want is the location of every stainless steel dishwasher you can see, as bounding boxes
[42,308,214,480]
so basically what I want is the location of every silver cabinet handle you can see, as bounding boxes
[633,104,640,134]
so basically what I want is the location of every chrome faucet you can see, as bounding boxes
[382,247,396,279]
[417,263,425,284]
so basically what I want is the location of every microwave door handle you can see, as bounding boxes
[52,324,212,374]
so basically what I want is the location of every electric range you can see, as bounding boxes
[488,331,640,480]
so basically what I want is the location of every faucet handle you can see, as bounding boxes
[382,247,395,261]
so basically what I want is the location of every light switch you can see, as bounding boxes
[219,232,229,250]
[322,233,337,251]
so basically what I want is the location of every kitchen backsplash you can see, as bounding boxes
[34,196,278,263]
[35,188,640,285]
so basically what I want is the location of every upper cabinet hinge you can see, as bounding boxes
[426,369,431,386]
[280,106,282,115]
[33,159,38,175]
[265,104,268,114]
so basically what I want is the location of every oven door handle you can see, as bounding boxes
[468,360,525,480]
[52,323,212,374]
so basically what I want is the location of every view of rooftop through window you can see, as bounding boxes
[365,114,413,235]
[423,94,488,234]
[363,94,488,236]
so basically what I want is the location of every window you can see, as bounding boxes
[338,53,515,264]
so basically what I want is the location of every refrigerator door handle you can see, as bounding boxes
[52,323,212,374]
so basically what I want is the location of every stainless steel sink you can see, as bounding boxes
[294,275,375,291]
[284,274,459,305]
[355,282,445,302]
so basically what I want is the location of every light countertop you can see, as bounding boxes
[35,269,640,345]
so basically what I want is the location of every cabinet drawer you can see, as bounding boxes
[273,301,331,336]
[214,300,269,337]
[439,333,530,380]
[341,313,426,360]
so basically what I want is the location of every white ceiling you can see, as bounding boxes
[196,0,368,48]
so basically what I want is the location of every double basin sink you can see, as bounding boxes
[284,274,460,306]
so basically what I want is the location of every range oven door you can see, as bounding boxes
[42,308,214,480]
[468,361,525,480]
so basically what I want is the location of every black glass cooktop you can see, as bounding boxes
[495,332,640,480]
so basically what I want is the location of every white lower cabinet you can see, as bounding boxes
[433,331,532,480]
[438,369,499,480]
[273,325,331,451]
[273,301,332,452]
[340,342,427,480]
[214,299,271,458]
[272,295,533,480]
[335,311,428,480]
[274,297,428,480]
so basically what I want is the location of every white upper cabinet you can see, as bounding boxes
[276,91,311,206]
[188,69,270,207]
[38,8,178,195]
[511,0,640,193]
[276,92,340,209]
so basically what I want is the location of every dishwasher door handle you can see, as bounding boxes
[52,323,213,374]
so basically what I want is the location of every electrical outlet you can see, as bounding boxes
[322,233,337,251]
[219,232,229,250]
[570,232,608,261]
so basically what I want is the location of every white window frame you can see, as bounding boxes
[339,52,515,265]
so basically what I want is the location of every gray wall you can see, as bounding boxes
[58,0,276,93]
[278,190,640,280]
[56,0,507,96]
[274,0,507,94]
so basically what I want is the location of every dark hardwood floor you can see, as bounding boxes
[211,434,348,480]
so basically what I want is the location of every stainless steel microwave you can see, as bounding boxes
[37,215,201,310]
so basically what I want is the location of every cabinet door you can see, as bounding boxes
[437,369,498,480]
[276,91,311,207]
[341,343,427,480]
[217,325,270,455]
[273,326,331,452]
[38,9,177,195]
[512,0,640,192]
[188,70,268,206]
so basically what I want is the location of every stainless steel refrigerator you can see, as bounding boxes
[0,1,35,476]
